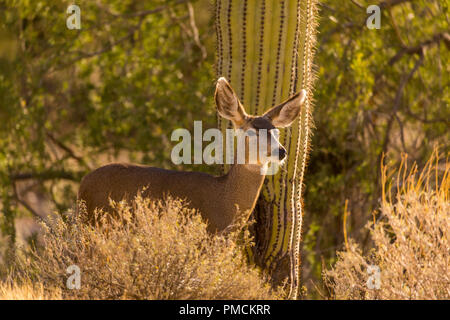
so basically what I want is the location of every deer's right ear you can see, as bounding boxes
[215,77,247,127]
[263,89,307,128]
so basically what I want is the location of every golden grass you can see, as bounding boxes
[324,149,449,299]
[2,196,281,300]
[0,281,61,300]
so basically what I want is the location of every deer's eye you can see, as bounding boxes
[246,128,257,137]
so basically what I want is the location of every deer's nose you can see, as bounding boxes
[278,148,287,161]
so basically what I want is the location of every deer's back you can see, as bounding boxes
[77,163,218,221]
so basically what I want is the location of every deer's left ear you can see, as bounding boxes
[263,90,307,128]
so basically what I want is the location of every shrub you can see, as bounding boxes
[5,196,280,300]
[323,150,449,299]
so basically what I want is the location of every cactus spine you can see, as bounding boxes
[215,0,318,299]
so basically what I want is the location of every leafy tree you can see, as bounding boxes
[0,0,215,243]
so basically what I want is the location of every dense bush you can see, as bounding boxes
[323,151,449,299]
[3,196,280,300]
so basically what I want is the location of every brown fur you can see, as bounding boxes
[77,78,306,233]
[78,162,265,232]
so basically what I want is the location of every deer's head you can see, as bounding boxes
[215,77,306,167]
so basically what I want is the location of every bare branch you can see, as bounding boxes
[12,182,43,220]
[111,0,191,18]
[389,32,449,65]
[45,132,91,170]
[379,0,414,8]
[10,170,84,182]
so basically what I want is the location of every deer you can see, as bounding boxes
[77,77,306,232]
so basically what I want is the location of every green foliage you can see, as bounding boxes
[0,0,215,227]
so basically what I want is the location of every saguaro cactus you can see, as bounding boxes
[215,0,318,298]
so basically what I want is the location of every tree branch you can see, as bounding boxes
[45,132,91,170]
[389,32,449,65]
[375,53,424,188]
[10,170,84,182]
[379,0,414,9]
[112,0,191,18]
[12,181,44,220]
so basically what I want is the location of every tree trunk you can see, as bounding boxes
[215,0,318,299]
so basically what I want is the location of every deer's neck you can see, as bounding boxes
[220,163,266,222]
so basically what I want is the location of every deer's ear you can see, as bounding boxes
[263,89,307,128]
[215,77,247,127]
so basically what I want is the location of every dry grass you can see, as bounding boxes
[0,281,61,300]
[2,196,280,300]
[324,150,449,299]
